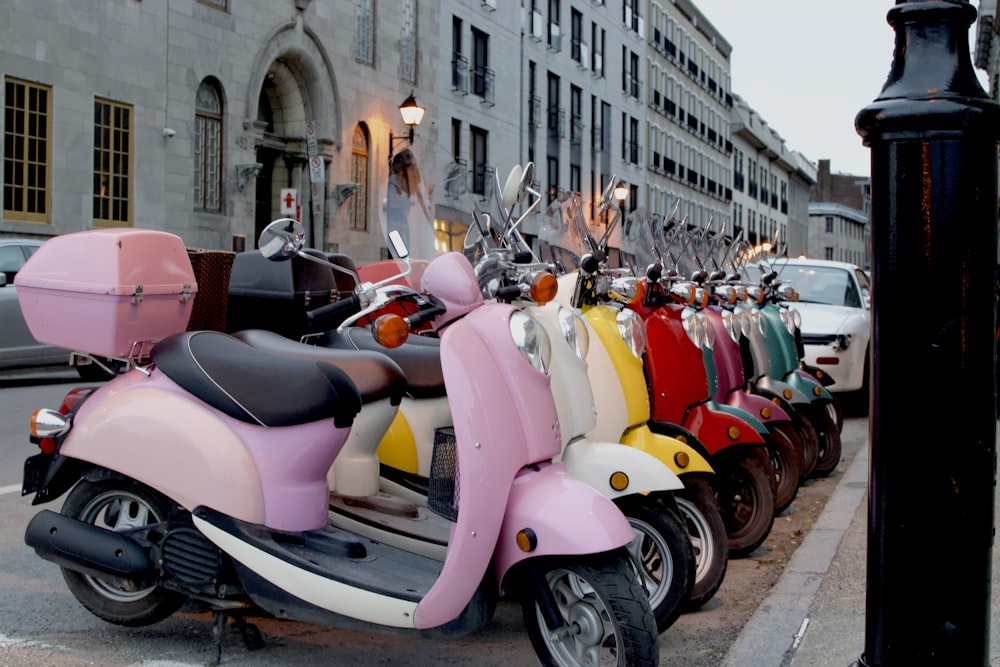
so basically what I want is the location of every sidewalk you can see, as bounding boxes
[722,423,1000,667]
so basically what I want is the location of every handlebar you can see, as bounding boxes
[305,292,362,331]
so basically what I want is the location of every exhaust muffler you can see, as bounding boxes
[25,509,155,590]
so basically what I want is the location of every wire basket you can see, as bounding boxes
[185,249,236,332]
[428,427,459,522]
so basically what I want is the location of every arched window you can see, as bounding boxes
[349,124,369,231]
[195,80,223,211]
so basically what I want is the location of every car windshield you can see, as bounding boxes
[781,264,859,307]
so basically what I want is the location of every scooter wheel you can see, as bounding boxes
[615,494,695,633]
[676,475,728,611]
[520,548,659,666]
[715,450,775,559]
[809,403,843,478]
[60,478,186,627]
[765,422,803,514]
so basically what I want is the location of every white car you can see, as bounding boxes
[771,258,872,396]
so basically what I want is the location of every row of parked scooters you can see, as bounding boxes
[15,153,841,666]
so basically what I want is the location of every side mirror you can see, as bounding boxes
[501,164,524,210]
[259,218,306,261]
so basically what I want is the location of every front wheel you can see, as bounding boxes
[60,478,185,627]
[616,495,695,633]
[715,449,775,559]
[808,403,843,478]
[764,422,803,514]
[676,475,728,611]
[520,549,659,667]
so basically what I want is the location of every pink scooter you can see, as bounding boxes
[15,220,658,665]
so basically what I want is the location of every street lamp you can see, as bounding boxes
[613,181,629,204]
[389,90,425,159]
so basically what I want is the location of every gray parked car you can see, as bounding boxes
[0,238,111,379]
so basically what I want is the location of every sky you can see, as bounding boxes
[692,0,990,176]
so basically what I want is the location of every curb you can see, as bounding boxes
[720,436,869,667]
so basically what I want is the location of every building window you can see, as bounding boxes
[194,81,222,212]
[3,77,51,223]
[355,0,375,64]
[470,126,488,196]
[825,216,834,233]
[825,246,834,260]
[93,97,133,226]
[349,125,369,231]
[399,0,416,81]
[197,0,228,9]
[471,28,491,101]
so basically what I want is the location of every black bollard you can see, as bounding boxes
[854,1,1000,664]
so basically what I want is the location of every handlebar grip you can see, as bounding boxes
[495,285,522,301]
[306,293,361,330]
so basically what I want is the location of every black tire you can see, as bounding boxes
[615,495,695,633]
[60,479,185,627]
[808,403,843,478]
[764,422,803,514]
[715,449,775,559]
[520,549,659,667]
[792,409,820,479]
[675,475,728,611]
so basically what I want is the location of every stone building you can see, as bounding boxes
[808,159,870,270]
[2,0,836,268]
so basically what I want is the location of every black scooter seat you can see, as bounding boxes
[324,328,446,399]
[151,331,361,428]
[231,329,406,406]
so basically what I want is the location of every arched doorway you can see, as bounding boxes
[244,25,342,248]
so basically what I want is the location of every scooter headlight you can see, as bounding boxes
[681,308,704,349]
[616,308,647,360]
[701,314,715,350]
[715,285,738,305]
[746,286,764,305]
[509,310,551,374]
[721,309,741,343]
[558,306,589,362]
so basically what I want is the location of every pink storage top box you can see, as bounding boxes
[14,228,198,359]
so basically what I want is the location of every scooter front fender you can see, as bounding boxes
[725,388,792,425]
[685,402,765,456]
[755,375,812,407]
[620,424,715,476]
[561,438,684,498]
[492,462,634,587]
[789,368,835,402]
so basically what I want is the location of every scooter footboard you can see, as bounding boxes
[492,463,634,586]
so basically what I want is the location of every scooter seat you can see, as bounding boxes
[151,331,362,428]
[231,329,406,406]
[323,328,447,399]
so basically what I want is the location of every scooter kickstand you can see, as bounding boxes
[207,611,265,666]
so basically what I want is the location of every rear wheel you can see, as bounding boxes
[764,422,803,514]
[60,478,184,626]
[715,449,775,559]
[676,475,728,611]
[616,495,695,633]
[521,549,659,666]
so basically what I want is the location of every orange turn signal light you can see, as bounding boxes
[373,314,409,349]
[529,272,558,305]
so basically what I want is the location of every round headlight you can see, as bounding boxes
[746,286,764,304]
[721,309,741,343]
[558,306,589,362]
[701,314,715,350]
[509,311,551,373]
[616,308,647,360]
[681,307,704,349]
[715,285,737,305]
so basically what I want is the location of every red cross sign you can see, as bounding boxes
[280,188,298,215]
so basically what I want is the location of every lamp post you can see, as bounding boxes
[854,1,1000,664]
[388,90,425,159]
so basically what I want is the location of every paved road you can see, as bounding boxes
[0,366,868,666]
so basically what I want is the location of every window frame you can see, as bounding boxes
[93,96,134,227]
[3,76,52,224]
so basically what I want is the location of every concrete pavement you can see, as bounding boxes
[722,422,1000,667]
